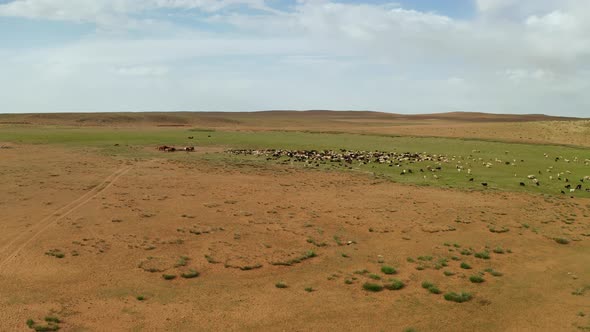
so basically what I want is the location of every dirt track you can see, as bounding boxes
[1,145,589,331]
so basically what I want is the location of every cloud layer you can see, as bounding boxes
[0,0,589,116]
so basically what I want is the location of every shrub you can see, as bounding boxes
[460,262,471,269]
[275,282,288,289]
[368,273,381,280]
[474,251,490,259]
[162,274,176,280]
[443,270,455,276]
[136,295,145,301]
[381,265,397,275]
[422,281,441,294]
[493,247,505,254]
[384,279,405,290]
[554,238,570,245]
[469,275,485,283]
[363,282,384,292]
[174,256,189,267]
[444,292,472,303]
[181,269,199,279]
[304,287,314,292]
[421,281,434,289]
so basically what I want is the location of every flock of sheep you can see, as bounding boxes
[227,148,590,195]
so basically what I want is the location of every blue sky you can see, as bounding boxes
[0,0,589,116]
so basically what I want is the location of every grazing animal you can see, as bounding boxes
[576,184,582,190]
[184,146,195,152]
[519,182,525,186]
[469,178,474,182]
[565,184,571,189]
[570,189,576,193]
[481,182,488,187]
[561,190,566,194]
[188,136,194,139]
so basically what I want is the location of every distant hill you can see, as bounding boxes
[0,110,582,126]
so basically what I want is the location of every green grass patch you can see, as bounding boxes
[4,127,589,196]
[381,265,397,275]
[469,275,485,283]
[554,238,570,245]
[444,292,473,303]
[421,281,442,294]
[180,269,199,279]
[460,262,472,269]
[384,279,405,290]
[363,282,384,292]
[474,251,490,259]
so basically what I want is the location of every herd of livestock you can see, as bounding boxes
[227,148,590,194]
[227,148,448,166]
[152,145,589,195]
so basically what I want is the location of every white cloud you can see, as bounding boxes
[0,0,590,116]
[0,0,277,26]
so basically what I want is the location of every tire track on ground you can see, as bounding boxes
[0,165,133,270]
[0,166,127,256]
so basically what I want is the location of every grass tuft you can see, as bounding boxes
[469,275,485,283]
[444,292,472,303]
[181,269,199,279]
[384,279,405,290]
[460,262,472,269]
[381,265,397,275]
[363,282,384,292]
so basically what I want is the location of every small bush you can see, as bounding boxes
[474,251,490,259]
[443,270,455,276]
[444,292,472,303]
[368,273,381,280]
[304,287,314,292]
[554,238,570,245]
[460,262,472,269]
[181,269,199,279]
[384,279,405,290]
[381,265,397,275]
[469,275,485,283]
[422,281,441,294]
[174,256,189,267]
[26,319,35,328]
[421,281,434,289]
[44,317,60,324]
[493,247,505,254]
[275,282,288,289]
[162,274,176,280]
[363,282,384,292]
[136,295,145,301]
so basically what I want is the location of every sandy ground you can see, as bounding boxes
[1,144,589,331]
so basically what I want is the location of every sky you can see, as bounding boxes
[0,0,589,116]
